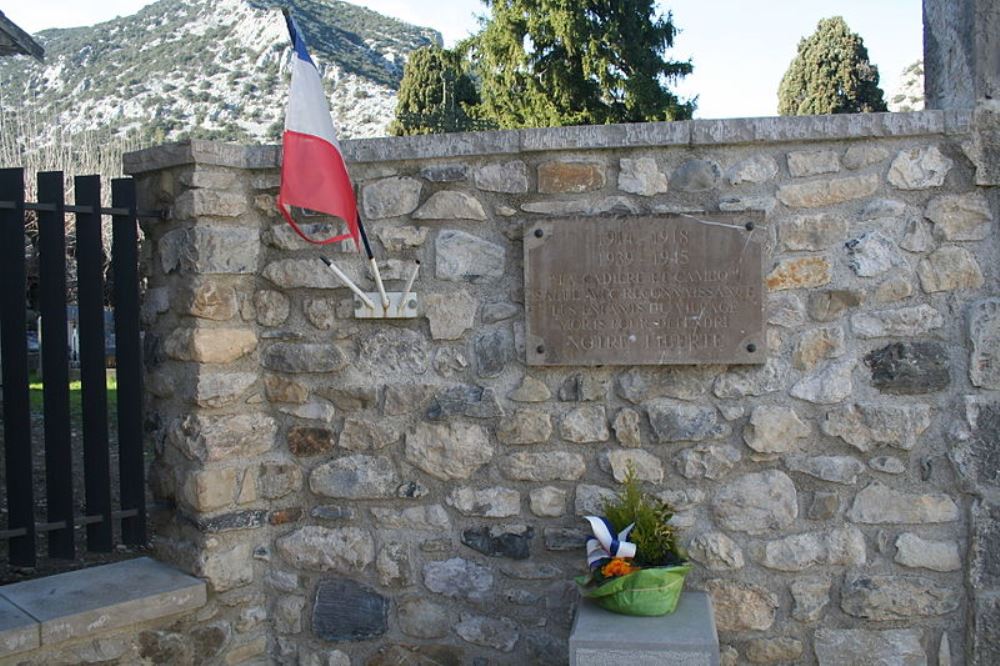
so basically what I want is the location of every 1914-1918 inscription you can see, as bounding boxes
[524,214,765,366]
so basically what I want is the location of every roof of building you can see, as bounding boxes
[0,11,44,61]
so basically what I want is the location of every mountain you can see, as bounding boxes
[888,60,924,113]
[0,0,441,169]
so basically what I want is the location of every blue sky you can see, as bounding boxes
[7,0,922,118]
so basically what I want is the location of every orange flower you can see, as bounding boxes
[601,558,638,577]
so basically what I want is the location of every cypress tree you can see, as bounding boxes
[778,16,887,116]
[389,46,486,135]
[473,0,694,129]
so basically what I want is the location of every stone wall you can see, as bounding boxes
[124,109,999,665]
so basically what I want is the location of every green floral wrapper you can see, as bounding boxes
[575,564,691,616]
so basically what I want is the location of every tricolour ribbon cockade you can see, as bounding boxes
[584,516,637,569]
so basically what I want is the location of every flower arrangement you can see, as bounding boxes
[575,467,691,616]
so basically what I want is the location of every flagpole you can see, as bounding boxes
[320,256,376,310]
[357,214,390,310]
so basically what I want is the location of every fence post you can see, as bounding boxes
[76,174,113,552]
[0,167,36,567]
[112,178,146,545]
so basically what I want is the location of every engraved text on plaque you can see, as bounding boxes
[524,214,765,365]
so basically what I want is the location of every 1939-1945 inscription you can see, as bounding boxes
[524,214,765,365]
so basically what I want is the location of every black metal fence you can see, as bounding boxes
[0,168,145,568]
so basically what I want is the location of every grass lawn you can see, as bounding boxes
[27,372,118,419]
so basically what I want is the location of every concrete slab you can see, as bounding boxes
[0,595,39,658]
[569,591,720,666]
[0,557,207,645]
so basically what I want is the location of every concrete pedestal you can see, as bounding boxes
[569,591,720,666]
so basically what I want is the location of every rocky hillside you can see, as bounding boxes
[0,0,440,166]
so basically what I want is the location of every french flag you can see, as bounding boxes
[277,11,361,249]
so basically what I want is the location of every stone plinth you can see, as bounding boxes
[569,592,720,665]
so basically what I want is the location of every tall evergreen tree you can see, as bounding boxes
[778,17,887,116]
[472,0,694,129]
[389,46,487,135]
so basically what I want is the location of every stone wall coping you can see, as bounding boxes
[0,557,207,659]
[123,109,972,174]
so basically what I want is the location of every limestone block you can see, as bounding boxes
[671,159,721,191]
[435,229,505,282]
[705,580,777,631]
[840,574,960,620]
[727,155,778,185]
[423,290,477,340]
[851,304,944,338]
[159,226,258,275]
[790,578,830,622]
[793,325,845,370]
[423,558,493,601]
[925,192,993,240]
[766,257,832,291]
[261,343,347,373]
[845,231,906,277]
[447,486,521,517]
[180,280,238,321]
[895,533,961,571]
[560,405,609,443]
[780,213,848,251]
[475,161,529,193]
[169,413,276,462]
[529,487,567,517]
[786,455,865,485]
[917,246,984,292]
[372,505,450,531]
[456,614,519,652]
[164,327,256,363]
[362,177,421,219]
[612,407,642,447]
[538,161,606,193]
[618,157,668,196]
[675,444,742,480]
[787,149,841,177]
[275,526,374,572]
[888,145,953,189]
[253,290,289,327]
[687,532,745,570]
[647,400,730,442]
[814,628,925,665]
[847,482,959,523]
[405,422,493,480]
[309,455,399,498]
[501,452,586,482]
[743,405,810,453]
[790,359,854,404]
[602,449,663,483]
[498,409,553,445]
[711,470,797,534]
[413,190,487,221]
[776,173,878,208]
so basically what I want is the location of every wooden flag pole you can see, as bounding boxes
[320,256,376,310]
[356,215,390,310]
[397,260,420,314]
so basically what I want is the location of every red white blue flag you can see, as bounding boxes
[277,12,361,249]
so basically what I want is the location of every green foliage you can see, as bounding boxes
[389,46,492,135]
[778,16,887,116]
[602,467,685,568]
[472,0,694,129]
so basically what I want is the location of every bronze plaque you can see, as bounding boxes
[524,214,765,366]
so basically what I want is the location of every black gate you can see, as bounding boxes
[0,168,145,568]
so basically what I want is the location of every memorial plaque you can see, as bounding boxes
[524,214,765,366]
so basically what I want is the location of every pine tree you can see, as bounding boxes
[388,46,487,135]
[778,17,887,116]
[472,0,694,129]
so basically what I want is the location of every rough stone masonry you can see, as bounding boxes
[118,106,998,666]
